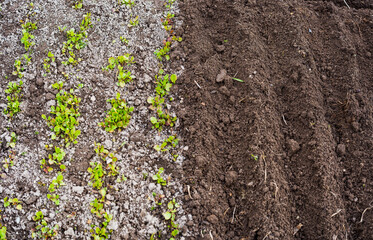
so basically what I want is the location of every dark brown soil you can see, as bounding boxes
[177,0,373,239]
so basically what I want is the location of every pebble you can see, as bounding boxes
[36,78,44,86]
[104,139,113,149]
[65,227,75,236]
[72,186,84,194]
[336,144,346,156]
[143,74,152,83]
[207,214,218,224]
[219,86,230,96]
[225,171,238,186]
[90,95,96,102]
[216,69,227,83]
[287,139,300,155]
[45,93,55,100]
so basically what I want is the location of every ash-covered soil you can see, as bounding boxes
[0,0,192,239]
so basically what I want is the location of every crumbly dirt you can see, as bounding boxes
[177,0,373,239]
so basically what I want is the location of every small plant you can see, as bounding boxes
[119,0,135,7]
[48,172,64,192]
[128,15,139,27]
[31,211,59,239]
[152,168,167,186]
[12,59,25,78]
[154,70,177,97]
[42,82,81,146]
[72,0,83,9]
[165,0,176,8]
[4,81,23,119]
[3,197,22,210]
[154,135,178,152]
[8,132,17,148]
[94,142,119,176]
[21,20,37,51]
[161,12,174,31]
[99,93,134,132]
[43,51,55,75]
[90,212,113,239]
[0,225,6,240]
[120,36,129,45]
[163,199,180,239]
[154,41,171,61]
[103,54,135,87]
[2,151,15,170]
[61,13,92,65]
[90,198,104,218]
[88,161,105,190]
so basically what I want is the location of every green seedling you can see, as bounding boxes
[119,0,135,7]
[152,168,167,186]
[154,41,171,61]
[42,83,81,146]
[0,226,6,240]
[8,132,16,148]
[128,15,139,27]
[72,0,83,9]
[163,198,180,239]
[165,0,176,8]
[103,54,135,87]
[31,211,59,239]
[94,142,119,176]
[48,172,64,192]
[90,198,105,218]
[154,135,179,152]
[4,81,23,119]
[162,12,174,31]
[90,212,113,240]
[43,51,55,75]
[99,93,134,132]
[154,69,177,97]
[21,20,37,51]
[3,197,22,210]
[12,59,25,78]
[232,77,244,82]
[2,151,15,170]
[88,161,105,190]
[251,154,258,161]
[120,36,129,45]
[61,13,92,65]
[40,146,66,173]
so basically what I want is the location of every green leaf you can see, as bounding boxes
[170,74,177,83]
[232,77,244,82]
[150,117,157,124]
[163,212,172,220]
[154,145,161,152]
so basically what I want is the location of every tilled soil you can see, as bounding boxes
[177,0,373,239]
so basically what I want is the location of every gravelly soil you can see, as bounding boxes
[0,0,192,239]
[177,0,373,239]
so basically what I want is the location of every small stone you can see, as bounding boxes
[36,79,44,86]
[24,196,37,205]
[65,227,74,236]
[104,139,113,149]
[29,84,37,93]
[90,95,96,102]
[216,69,227,83]
[287,139,300,155]
[207,214,218,224]
[144,74,152,83]
[336,144,346,156]
[225,171,238,186]
[219,86,230,96]
[321,75,327,81]
[72,186,84,194]
[215,44,225,52]
[366,52,371,58]
[45,93,54,100]
[149,183,156,191]
[106,194,114,201]
[134,99,141,106]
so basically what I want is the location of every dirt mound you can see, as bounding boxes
[177,0,373,239]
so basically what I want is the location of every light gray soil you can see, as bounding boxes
[0,0,191,239]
